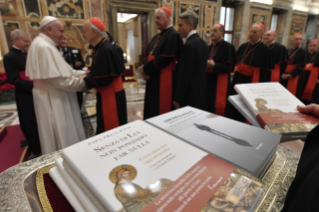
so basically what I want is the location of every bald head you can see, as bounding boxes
[263,30,277,45]
[249,24,263,44]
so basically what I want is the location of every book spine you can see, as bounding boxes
[234,85,259,117]
[61,151,112,212]
[55,159,101,212]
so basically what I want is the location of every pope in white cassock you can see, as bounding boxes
[26,16,86,154]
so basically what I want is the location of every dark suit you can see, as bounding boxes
[3,47,41,154]
[175,33,207,110]
[58,46,85,108]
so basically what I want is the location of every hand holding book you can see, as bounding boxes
[297,104,319,118]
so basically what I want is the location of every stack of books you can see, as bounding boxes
[229,82,319,142]
[49,107,281,212]
[146,106,280,178]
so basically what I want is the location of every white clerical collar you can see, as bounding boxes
[12,45,22,51]
[39,33,57,47]
[185,30,197,42]
[165,25,172,29]
[270,40,275,45]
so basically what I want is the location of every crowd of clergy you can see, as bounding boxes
[3,7,319,211]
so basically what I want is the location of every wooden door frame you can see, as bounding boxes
[106,0,158,43]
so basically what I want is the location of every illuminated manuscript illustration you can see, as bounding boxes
[201,171,262,212]
[110,165,173,212]
[255,98,314,134]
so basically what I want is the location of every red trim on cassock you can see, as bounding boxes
[148,54,176,115]
[271,63,281,82]
[285,64,299,96]
[206,68,228,116]
[302,63,319,100]
[236,63,260,83]
[96,76,123,131]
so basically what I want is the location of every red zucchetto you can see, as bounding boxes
[217,23,225,29]
[257,23,265,31]
[89,18,105,31]
[159,7,172,17]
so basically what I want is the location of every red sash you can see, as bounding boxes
[19,71,32,82]
[285,64,299,96]
[147,54,176,114]
[235,63,260,83]
[302,63,319,100]
[271,63,281,82]
[96,76,123,131]
[206,68,228,116]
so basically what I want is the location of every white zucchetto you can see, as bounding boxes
[40,16,58,28]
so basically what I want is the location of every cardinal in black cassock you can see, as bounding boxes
[3,30,41,155]
[298,39,319,104]
[281,105,319,212]
[174,13,207,110]
[280,33,306,96]
[83,18,127,134]
[229,23,274,122]
[141,7,183,119]
[261,30,288,82]
[205,24,237,117]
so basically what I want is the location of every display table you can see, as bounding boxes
[0,145,300,212]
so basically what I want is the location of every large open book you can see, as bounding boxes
[234,82,319,141]
[146,106,280,178]
[59,120,263,212]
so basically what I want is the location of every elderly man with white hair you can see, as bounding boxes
[139,7,183,119]
[229,23,274,122]
[81,18,127,134]
[262,30,288,82]
[26,16,86,154]
[3,29,41,156]
[280,33,306,96]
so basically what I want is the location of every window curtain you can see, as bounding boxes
[126,29,139,63]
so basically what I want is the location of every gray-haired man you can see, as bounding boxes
[173,13,207,110]
[3,29,41,155]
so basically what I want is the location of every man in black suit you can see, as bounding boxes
[58,36,85,108]
[3,29,41,156]
[173,13,207,110]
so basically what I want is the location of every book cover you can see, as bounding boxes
[234,82,319,134]
[61,120,262,212]
[146,107,280,176]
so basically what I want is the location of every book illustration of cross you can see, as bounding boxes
[194,123,253,147]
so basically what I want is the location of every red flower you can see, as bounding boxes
[0,83,14,92]
[0,73,8,82]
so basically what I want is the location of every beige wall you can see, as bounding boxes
[117,22,127,54]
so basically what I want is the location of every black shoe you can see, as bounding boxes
[20,140,28,147]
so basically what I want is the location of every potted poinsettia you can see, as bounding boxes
[0,73,15,102]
